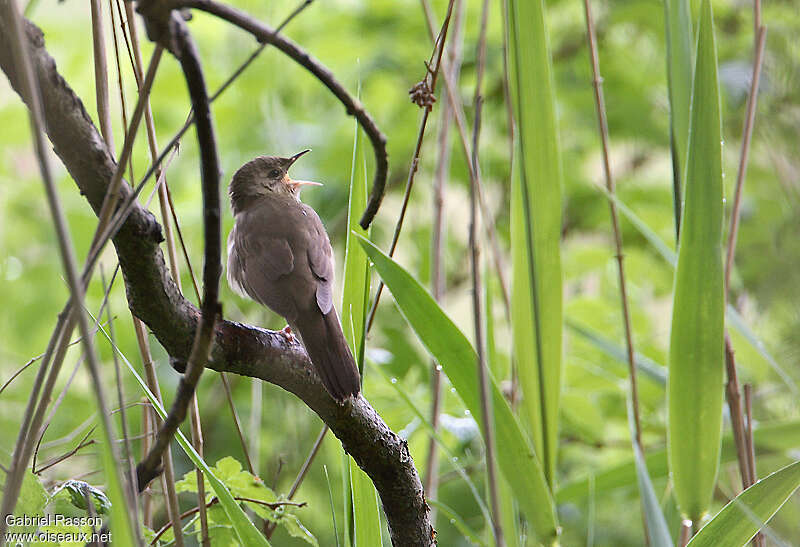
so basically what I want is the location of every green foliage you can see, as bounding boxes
[667,0,725,521]
[687,461,800,547]
[176,457,317,546]
[343,120,383,547]
[506,0,564,488]
[52,480,111,515]
[1,0,799,544]
[358,236,559,543]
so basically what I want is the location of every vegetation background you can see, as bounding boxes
[0,0,798,545]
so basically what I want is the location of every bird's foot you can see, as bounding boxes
[280,325,295,343]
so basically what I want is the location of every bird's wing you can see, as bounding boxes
[232,213,299,318]
[304,204,335,315]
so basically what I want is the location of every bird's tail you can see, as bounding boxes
[293,308,361,402]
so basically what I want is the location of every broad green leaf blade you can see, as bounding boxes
[687,461,800,547]
[668,0,725,522]
[97,325,271,547]
[343,118,382,546]
[350,460,383,547]
[358,236,559,543]
[663,0,693,228]
[506,0,564,489]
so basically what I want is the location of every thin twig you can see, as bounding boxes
[469,0,503,543]
[423,0,464,514]
[264,424,328,539]
[34,428,96,475]
[365,0,457,333]
[679,519,692,547]
[744,384,764,547]
[90,0,114,150]
[122,6,209,542]
[102,266,142,537]
[722,18,767,495]
[419,0,511,319]
[724,26,766,291]
[581,0,643,450]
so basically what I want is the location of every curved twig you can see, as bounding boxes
[135,12,222,493]
[137,0,388,229]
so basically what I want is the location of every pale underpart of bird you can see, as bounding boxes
[226,150,361,402]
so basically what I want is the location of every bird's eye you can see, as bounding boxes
[268,169,281,179]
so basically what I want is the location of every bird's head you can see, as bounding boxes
[229,149,322,213]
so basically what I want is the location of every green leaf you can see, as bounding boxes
[687,461,800,547]
[97,325,271,547]
[349,460,383,547]
[8,472,47,535]
[506,0,564,487]
[628,401,672,547]
[358,235,559,543]
[55,480,111,515]
[663,0,693,226]
[668,0,725,521]
[344,115,382,546]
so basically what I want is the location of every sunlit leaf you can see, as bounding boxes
[687,461,800,547]
[506,0,564,488]
[358,235,559,543]
[668,0,725,521]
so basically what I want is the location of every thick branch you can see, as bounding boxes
[0,17,431,546]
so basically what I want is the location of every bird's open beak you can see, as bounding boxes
[285,177,323,189]
[284,149,321,189]
[287,149,311,167]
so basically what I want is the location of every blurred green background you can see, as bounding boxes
[1,0,798,544]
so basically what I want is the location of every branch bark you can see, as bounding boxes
[0,15,432,547]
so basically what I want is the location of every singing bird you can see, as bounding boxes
[226,150,361,402]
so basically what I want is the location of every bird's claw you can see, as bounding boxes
[280,325,295,343]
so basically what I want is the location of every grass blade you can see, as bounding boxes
[556,419,800,503]
[628,399,673,547]
[663,0,693,231]
[667,0,725,521]
[687,461,800,547]
[506,0,564,488]
[343,119,382,545]
[358,236,559,543]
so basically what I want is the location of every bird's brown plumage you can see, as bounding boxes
[227,153,361,401]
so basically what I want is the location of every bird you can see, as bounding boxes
[226,150,361,402]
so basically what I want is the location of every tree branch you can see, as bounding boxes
[0,15,431,547]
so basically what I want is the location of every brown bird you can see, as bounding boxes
[226,150,361,402]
